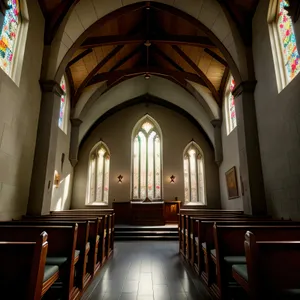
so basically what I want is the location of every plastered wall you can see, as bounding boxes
[72,103,220,208]
[253,1,300,219]
[0,1,44,220]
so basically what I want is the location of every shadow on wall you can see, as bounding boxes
[51,173,71,211]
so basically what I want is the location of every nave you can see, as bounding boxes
[82,241,211,300]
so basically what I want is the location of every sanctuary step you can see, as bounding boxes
[114,225,178,240]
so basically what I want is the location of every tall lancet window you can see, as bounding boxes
[132,115,162,200]
[225,77,237,135]
[0,0,21,76]
[268,0,300,91]
[86,142,110,205]
[183,141,206,205]
[58,76,68,133]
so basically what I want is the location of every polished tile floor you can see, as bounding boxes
[83,241,212,300]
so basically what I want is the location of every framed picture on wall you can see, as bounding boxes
[225,166,239,199]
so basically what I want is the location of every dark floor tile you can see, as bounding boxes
[84,241,211,300]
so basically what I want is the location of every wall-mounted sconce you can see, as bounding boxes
[54,171,60,188]
[170,175,175,184]
[118,175,123,184]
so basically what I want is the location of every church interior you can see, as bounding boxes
[0,0,300,299]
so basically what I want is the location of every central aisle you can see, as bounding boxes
[83,241,212,300]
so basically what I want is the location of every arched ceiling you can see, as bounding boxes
[62,3,230,108]
[77,75,216,146]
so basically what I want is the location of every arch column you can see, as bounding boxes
[233,81,267,215]
[27,81,63,216]
[211,119,223,166]
[69,118,83,167]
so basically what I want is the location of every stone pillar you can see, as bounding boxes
[211,119,223,166]
[27,81,64,216]
[233,81,267,215]
[69,118,83,167]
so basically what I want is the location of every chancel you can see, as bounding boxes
[0,0,300,299]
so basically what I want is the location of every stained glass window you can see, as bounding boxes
[58,76,67,131]
[87,143,110,204]
[226,78,237,134]
[132,116,162,200]
[277,0,300,82]
[183,142,206,205]
[0,0,20,76]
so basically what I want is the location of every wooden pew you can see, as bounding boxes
[191,218,286,289]
[0,224,79,300]
[214,223,300,299]
[0,231,48,300]
[20,218,95,291]
[32,214,112,263]
[178,211,245,262]
[233,231,300,300]
[50,210,115,253]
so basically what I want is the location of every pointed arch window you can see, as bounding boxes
[0,0,21,77]
[58,76,68,133]
[268,0,300,91]
[132,116,162,200]
[225,77,237,135]
[86,142,110,204]
[183,142,206,205]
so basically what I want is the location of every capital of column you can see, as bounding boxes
[40,80,64,97]
[232,80,257,98]
[211,119,222,128]
[70,118,83,127]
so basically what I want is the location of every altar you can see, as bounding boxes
[112,200,181,225]
[130,201,164,226]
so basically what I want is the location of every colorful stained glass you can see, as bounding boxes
[103,155,110,203]
[142,122,153,133]
[197,157,205,205]
[132,116,162,200]
[96,148,105,202]
[89,157,96,203]
[278,0,300,82]
[189,148,197,202]
[154,136,161,199]
[87,144,110,204]
[58,76,67,130]
[227,78,237,133]
[147,132,156,199]
[0,0,20,76]
[139,132,147,199]
[184,157,190,202]
[133,137,139,199]
[184,143,205,204]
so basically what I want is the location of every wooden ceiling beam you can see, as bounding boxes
[65,67,75,99]
[204,48,228,67]
[109,44,144,72]
[67,49,93,67]
[152,45,184,72]
[73,45,124,105]
[172,45,220,104]
[81,34,215,48]
[88,67,206,87]
[219,66,229,99]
